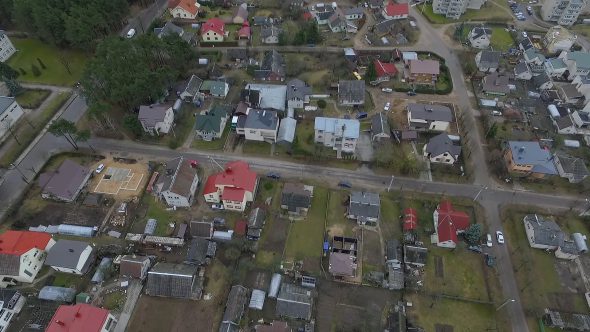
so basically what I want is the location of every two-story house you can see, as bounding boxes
[152,156,200,207]
[243,109,279,143]
[0,290,25,332]
[407,60,440,85]
[347,191,380,225]
[0,97,24,140]
[0,31,16,62]
[195,105,230,141]
[559,50,590,80]
[468,26,492,49]
[44,240,94,275]
[504,141,558,178]
[338,80,365,106]
[314,117,360,153]
[286,79,312,110]
[423,133,462,164]
[261,25,282,44]
[169,0,200,19]
[254,50,286,82]
[382,1,409,19]
[0,231,55,287]
[407,103,453,132]
[203,161,258,211]
[201,18,226,42]
[138,104,174,136]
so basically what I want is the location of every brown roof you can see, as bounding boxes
[409,59,440,75]
[255,321,291,332]
[170,158,198,198]
[119,255,150,279]
[38,159,91,201]
[190,221,213,238]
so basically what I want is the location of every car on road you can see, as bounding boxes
[211,204,225,210]
[486,234,493,247]
[517,15,526,20]
[381,88,393,93]
[267,172,281,179]
[407,90,416,96]
[126,29,136,38]
[384,102,391,111]
[95,163,105,174]
[496,231,505,244]
[484,253,496,267]
[468,245,482,254]
[338,181,352,188]
[527,5,533,14]
[521,31,528,38]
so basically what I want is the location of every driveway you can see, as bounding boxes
[356,132,374,162]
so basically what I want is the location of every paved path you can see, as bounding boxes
[114,280,143,332]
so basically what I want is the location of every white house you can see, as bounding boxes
[523,214,564,250]
[201,18,226,42]
[261,25,281,44]
[243,109,279,143]
[407,103,453,132]
[0,31,16,62]
[0,231,55,287]
[44,240,94,275]
[286,79,312,110]
[314,117,360,153]
[559,51,590,80]
[152,156,199,208]
[382,2,409,20]
[0,290,25,332]
[203,161,258,212]
[468,26,492,49]
[138,104,174,135]
[169,0,200,19]
[423,133,462,165]
[514,62,533,80]
[545,58,568,78]
[47,304,118,332]
[0,97,24,140]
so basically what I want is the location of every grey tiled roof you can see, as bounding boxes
[349,191,380,219]
[248,207,266,228]
[286,79,311,101]
[281,183,312,212]
[44,240,93,273]
[244,109,278,130]
[38,159,90,202]
[407,103,452,122]
[0,254,19,275]
[276,283,312,320]
[524,214,564,247]
[138,104,170,128]
[190,220,213,238]
[0,96,15,116]
[146,262,199,299]
[371,112,390,135]
[338,80,365,104]
[425,133,462,158]
[221,285,249,326]
[478,50,501,67]
[185,237,211,265]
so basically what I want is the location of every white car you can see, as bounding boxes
[126,28,136,38]
[384,102,391,111]
[496,231,505,244]
[95,163,105,174]
[486,234,493,247]
[522,31,528,38]
[381,88,393,93]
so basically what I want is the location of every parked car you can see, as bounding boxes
[211,204,225,210]
[95,163,105,174]
[486,234,493,247]
[484,253,496,267]
[213,217,225,225]
[338,181,352,188]
[384,102,391,111]
[126,28,136,38]
[381,88,393,93]
[267,172,281,179]
[468,245,482,254]
[407,90,416,96]
[496,231,505,244]
[521,31,528,38]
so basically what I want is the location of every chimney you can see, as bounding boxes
[55,320,65,326]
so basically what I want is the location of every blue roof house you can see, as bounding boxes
[504,141,558,178]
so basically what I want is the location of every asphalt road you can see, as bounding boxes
[122,0,169,37]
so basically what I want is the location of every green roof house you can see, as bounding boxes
[195,105,231,141]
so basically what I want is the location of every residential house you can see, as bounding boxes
[482,72,510,96]
[371,112,391,142]
[432,200,470,248]
[406,103,453,132]
[152,156,200,207]
[0,97,24,140]
[534,72,554,90]
[255,50,286,81]
[468,26,492,49]
[545,58,568,78]
[38,159,91,203]
[261,25,282,44]
[344,7,365,20]
[233,3,249,24]
[559,51,590,80]
[373,59,398,83]
[373,19,396,36]
[407,60,440,85]
[544,26,577,53]
[286,78,312,110]
[219,285,249,332]
[557,83,584,104]
[238,22,251,40]
[244,83,287,111]
[504,141,558,178]
[44,240,94,275]
[328,8,348,33]
[423,133,462,164]
[524,48,546,73]
[190,220,214,238]
[145,262,202,300]
[276,283,313,320]
[203,160,258,212]
[514,62,533,80]
[382,2,409,19]
[554,113,577,134]
[573,73,590,99]
[277,117,296,145]
[281,183,313,218]
[201,18,226,42]
[314,117,360,153]
[541,0,585,26]
[46,304,117,332]
[432,0,487,19]
[154,21,193,43]
[338,80,365,106]
[255,321,291,332]
[195,105,230,141]
[200,80,230,98]
[0,290,25,332]
[138,104,174,135]
[169,0,200,19]
[523,214,564,249]
[227,48,248,62]
[544,309,590,330]
[0,231,55,288]
[313,4,335,25]
[329,236,358,278]
[243,109,279,143]
[179,74,203,101]
[253,16,271,26]
[0,31,16,62]
[553,154,590,183]
[475,50,500,73]
[348,191,380,225]
[385,239,402,268]
[119,255,151,280]
[185,237,216,266]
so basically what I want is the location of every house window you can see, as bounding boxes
[24,270,32,277]
[33,250,38,257]
[4,312,11,321]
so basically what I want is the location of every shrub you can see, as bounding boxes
[317,99,327,109]
[263,181,273,191]
[31,64,41,77]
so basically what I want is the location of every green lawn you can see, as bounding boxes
[379,197,402,239]
[0,91,72,167]
[104,291,126,311]
[490,26,515,51]
[326,190,355,237]
[191,121,230,150]
[52,272,86,290]
[8,38,89,86]
[165,103,196,149]
[141,195,177,236]
[243,141,272,155]
[15,89,51,109]
[284,187,328,259]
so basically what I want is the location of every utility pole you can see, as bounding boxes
[10,163,29,184]
[473,186,488,201]
[496,299,515,311]
[387,175,394,192]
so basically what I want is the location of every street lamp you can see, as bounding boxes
[387,175,395,192]
[496,299,515,311]
[473,186,488,201]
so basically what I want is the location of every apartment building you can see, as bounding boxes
[432,0,487,19]
[541,0,587,26]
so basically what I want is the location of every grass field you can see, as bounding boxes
[140,195,177,236]
[243,141,272,155]
[326,190,355,237]
[15,89,51,109]
[284,187,328,259]
[192,122,230,150]
[490,26,515,51]
[0,91,72,167]
[8,38,89,86]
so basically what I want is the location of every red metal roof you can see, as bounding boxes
[402,208,418,231]
[0,231,52,256]
[234,220,248,235]
[436,200,470,244]
[384,2,409,16]
[374,59,398,78]
[202,18,225,36]
[169,0,199,15]
[222,187,246,202]
[238,24,251,38]
[46,304,110,332]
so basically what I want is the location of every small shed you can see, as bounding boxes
[145,219,157,235]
